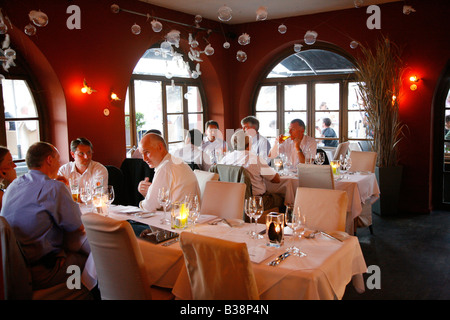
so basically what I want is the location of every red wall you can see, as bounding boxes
[1,0,449,214]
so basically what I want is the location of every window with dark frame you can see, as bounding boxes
[254,48,373,151]
[125,46,205,155]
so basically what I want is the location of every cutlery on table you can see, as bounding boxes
[268,251,291,266]
[161,237,179,246]
[319,231,343,242]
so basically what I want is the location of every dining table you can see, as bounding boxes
[265,170,380,234]
[79,204,368,300]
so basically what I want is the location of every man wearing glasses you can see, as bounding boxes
[58,137,108,191]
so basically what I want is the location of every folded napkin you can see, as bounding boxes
[247,245,276,264]
[220,218,244,227]
[196,214,218,224]
[110,205,143,214]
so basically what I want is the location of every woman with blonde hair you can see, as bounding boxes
[0,146,17,209]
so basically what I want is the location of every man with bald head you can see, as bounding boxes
[1,142,90,293]
[137,133,200,216]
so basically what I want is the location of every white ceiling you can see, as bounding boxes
[138,0,401,24]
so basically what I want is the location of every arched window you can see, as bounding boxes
[254,47,372,151]
[125,44,205,154]
[0,76,42,175]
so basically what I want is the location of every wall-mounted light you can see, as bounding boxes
[409,75,420,91]
[110,92,121,101]
[81,79,96,94]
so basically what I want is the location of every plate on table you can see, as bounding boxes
[357,171,371,175]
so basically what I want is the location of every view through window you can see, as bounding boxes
[125,46,205,154]
[255,48,373,153]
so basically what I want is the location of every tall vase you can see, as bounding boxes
[373,166,403,216]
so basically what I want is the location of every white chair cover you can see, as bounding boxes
[193,169,219,200]
[0,216,90,300]
[200,181,246,220]
[179,232,259,300]
[333,141,350,160]
[348,151,377,173]
[293,187,348,232]
[82,213,172,300]
[297,163,334,190]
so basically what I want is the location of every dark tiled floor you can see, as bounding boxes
[343,210,450,300]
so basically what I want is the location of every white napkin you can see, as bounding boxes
[110,205,143,214]
[247,245,276,264]
[220,218,244,227]
[196,214,218,224]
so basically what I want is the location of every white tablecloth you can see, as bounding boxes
[82,205,367,300]
[265,172,380,233]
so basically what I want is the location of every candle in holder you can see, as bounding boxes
[330,160,341,177]
[266,212,284,247]
[274,158,283,172]
[92,193,109,216]
[171,202,189,230]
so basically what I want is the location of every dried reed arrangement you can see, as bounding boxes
[355,36,405,167]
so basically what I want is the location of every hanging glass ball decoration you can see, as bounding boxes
[236,50,247,62]
[131,23,141,35]
[218,5,232,22]
[278,24,287,34]
[304,30,318,45]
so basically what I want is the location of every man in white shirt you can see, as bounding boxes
[201,120,228,165]
[173,129,212,171]
[269,119,317,165]
[220,130,283,210]
[58,137,108,191]
[241,115,271,163]
[138,133,200,213]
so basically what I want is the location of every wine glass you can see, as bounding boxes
[80,185,92,206]
[244,198,255,237]
[286,206,307,257]
[105,185,115,205]
[345,156,352,178]
[158,187,171,225]
[251,196,264,239]
[187,196,200,233]
[315,152,325,165]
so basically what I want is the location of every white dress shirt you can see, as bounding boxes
[140,153,201,212]
[219,150,277,196]
[251,133,271,163]
[271,135,317,166]
[172,144,212,171]
[58,160,108,189]
[201,137,227,164]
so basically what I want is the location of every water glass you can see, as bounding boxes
[315,153,325,165]
[244,198,255,237]
[106,185,115,205]
[158,187,171,225]
[251,196,264,239]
